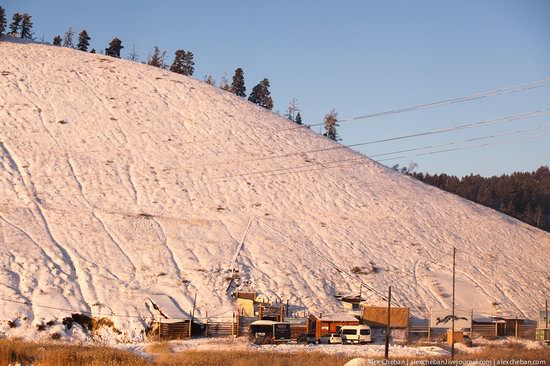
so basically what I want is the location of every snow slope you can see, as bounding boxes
[0,38,548,341]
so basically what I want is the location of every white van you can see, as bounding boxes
[339,325,372,344]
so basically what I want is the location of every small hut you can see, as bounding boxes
[361,306,409,342]
[307,313,359,342]
[148,295,191,339]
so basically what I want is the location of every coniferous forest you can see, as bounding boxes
[410,166,550,232]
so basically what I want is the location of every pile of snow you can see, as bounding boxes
[0,37,549,342]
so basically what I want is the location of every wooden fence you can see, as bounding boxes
[159,321,190,340]
[408,323,537,340]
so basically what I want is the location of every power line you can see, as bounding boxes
[368,123,550,159]
[224,109,550,167]
[1,125,548,208]
[378,131,550,162]
[15,108,546,186]
[206,129,550,183]
[280,77,550,131]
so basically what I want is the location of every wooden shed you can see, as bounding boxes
[361,306,409,328]
[148,295,192,339]
[307,313,359,341]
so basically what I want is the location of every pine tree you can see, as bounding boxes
[170,49,185,74]
[182,51,195,76]
[105,37,123,58]
[230,68,246,97]
[53,35,62,46]
[148,46,167,68]
[76,30,91,51]
[63,27,75,48]
[20,13,33,39]
[9,13,22,35]
[248,79,273,110]
[0,6,7,36]
[323,109,339,141]
[170,50,194,76]
[295,112,303,125]
[90,48,96,54]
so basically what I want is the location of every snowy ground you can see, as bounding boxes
[141,337,449,358]
[0,37,549,342]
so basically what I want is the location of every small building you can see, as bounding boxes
[340,296,362,311]
[234,291,257,317]
[471,315,534,339]
[537,309,549,341]
[148,295,192,340]
[285,317,308,341]
[361,306,410,342]
[308,313,360,341]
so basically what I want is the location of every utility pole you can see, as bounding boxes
[384,285,392,360]
[189,292,197,338]
[546,299,548,331]
[451,247,456,360]
[359,283,363,303]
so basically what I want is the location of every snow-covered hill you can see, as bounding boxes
[0,38,548,341]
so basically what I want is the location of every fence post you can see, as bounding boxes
[495,321,498,337]
[232,313,235,337]
[236,313,240,337]
[515,317,518,338]
[206,311,209,337]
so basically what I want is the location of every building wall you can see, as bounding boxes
[237,298,255,317]
[362,306,409,327]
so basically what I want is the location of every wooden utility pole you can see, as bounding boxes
[189,292,197,338]
[546,299,548,330]
[451,247,456,360]
[384,286,392,360]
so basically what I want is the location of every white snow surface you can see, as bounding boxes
[0,38,549,342]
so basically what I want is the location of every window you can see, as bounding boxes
[360,329,371,335]
[342,329,357,335]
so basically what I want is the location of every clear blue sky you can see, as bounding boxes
[4,0,550,176]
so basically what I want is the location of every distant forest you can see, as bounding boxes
[409,166,550,232]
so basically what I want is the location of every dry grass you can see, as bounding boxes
[457,342,550,361]
[157,350,351,366]
[0,338,549,366]
[0,339,152,366]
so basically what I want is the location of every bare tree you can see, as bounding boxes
[63,27,75,48]
[127,44,139,62]
[285,97,300,121]
[219,71,230,91]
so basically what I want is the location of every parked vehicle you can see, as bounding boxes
[306,333,318,344]
[249,320,291,344]
[320,333,342,344]
[339,325,372,344]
